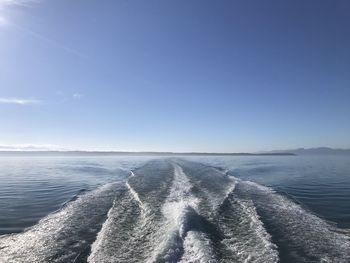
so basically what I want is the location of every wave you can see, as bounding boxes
[148,163,201,262]
[174,160,279,262]
[217,191,279,262]
[88,186,147,262]
[180,231,217,263]
[126,181,146,212]
[176,160,236,219]
[88,160,176,263]
[234,180,350,262]
[0,183,120,263]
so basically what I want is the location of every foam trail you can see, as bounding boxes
[86,202,115,262]
[126,181,145,211]
[127,171,142,204]
[89,160,175,263]
[175,160,237,220]
[180,231,217,263]
[174,160,280,262]
[148,163,220,263]
[147,163,198,262]
[218,193,279,262]
[125,170,151,228]
[0,183,119,263]
[88,187,147,263]
[162,163,199,237]
[235,180,350,262]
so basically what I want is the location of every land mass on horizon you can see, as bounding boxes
[0,151,295,156]
[0,147,349,156]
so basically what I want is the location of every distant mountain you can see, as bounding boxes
[266,147,350,155]
[0,148,348,156]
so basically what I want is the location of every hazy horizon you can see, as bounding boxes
[0,145,349,153]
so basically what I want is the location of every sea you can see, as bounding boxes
[0,155,349,262]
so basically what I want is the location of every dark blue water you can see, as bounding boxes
[0,155,349,262]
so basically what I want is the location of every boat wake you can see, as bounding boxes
[1,159,349,263]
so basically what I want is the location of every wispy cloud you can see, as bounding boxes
[73,93,83,99]
[0,144,67,151]
[0,0,39,8]
[55,91,84,102]
[0,0,38,27]
[0,97,41,105]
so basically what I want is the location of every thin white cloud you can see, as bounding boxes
[73,93,83,99]
[0,144,67,151]
[0,0,39,8]
[0,0,39,27]
[0,97,41,105]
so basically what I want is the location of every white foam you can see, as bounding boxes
[0,183,118,263]
[162,164,199,233]
[126,181,145,211]
[219,196,279,262]
[87,200,116,263]
[180,231,218,263]
[88,183,155,263]
[125,170,151,226]
[147,163,200,262]
[237,180,350,262]
[177,162,237,220]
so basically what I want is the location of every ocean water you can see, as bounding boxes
[0,155,349,262]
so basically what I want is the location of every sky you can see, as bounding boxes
[0,0,349,152]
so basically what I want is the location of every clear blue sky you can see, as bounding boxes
[0,0,349,152]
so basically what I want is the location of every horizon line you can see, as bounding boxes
[0,150,296,156]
